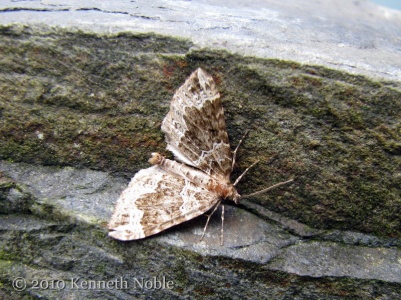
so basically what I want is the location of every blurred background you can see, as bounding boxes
[371,0,401,10]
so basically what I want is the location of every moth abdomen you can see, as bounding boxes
[148,152,163,165]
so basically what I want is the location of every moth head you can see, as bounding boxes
[227,186,241,204]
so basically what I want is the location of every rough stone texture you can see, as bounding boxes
[1,161,401,299]
[0,0,401,299]
[1,0,400,81]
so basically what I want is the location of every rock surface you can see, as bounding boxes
[1,0,400,81]
[0,0,401,299]
[1,161,401,299]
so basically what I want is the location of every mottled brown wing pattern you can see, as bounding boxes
[108,166,220,241]
[161,68,232,181]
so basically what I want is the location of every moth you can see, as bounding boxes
[108,68,293,244]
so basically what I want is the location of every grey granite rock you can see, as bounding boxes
[1,0,401,298]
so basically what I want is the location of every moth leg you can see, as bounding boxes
[200,201,221,242]
[220,204,224,246]
[231,130,250,171]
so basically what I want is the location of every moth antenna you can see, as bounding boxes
[240,178,294,199]
[231,130,250,171]
[233,160,259,186]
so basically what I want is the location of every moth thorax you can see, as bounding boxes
[209,182,241,204]
[148,152,163,165]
